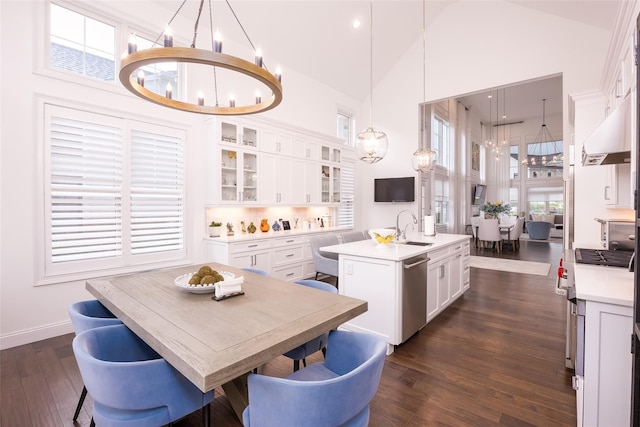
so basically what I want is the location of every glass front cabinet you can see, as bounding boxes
[207,119,260,205]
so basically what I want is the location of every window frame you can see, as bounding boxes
[37,99,188,286]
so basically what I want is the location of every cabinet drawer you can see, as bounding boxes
[229,239,272,254]
[272,246,304,266]
[273,235,305,247]
[427,246,450,262]
[271,264,304,281]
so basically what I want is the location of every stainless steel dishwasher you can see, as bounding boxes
[402,254,429,342]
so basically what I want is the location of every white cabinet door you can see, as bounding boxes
[450,250,463,300]
[437,258,451,310]
[261,128,293,156]
[426,261,440,322]
[583,301,632,426]
[259,153,293,204]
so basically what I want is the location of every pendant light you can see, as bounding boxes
[521,98,561,166]
[412,0,437,173]
[356,0,388,164]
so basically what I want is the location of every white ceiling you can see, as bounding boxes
[156,0,621,122]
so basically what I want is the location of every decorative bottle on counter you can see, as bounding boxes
[260,219,270,232]
[247,222,257,233]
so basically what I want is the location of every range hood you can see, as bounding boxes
[581,93,632,166]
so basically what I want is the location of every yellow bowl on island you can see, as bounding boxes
[368,229,396,245]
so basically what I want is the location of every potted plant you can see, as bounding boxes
[209,221,222,237]
[480,201,511,219]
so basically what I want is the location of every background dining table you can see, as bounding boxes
[86,263,367,419]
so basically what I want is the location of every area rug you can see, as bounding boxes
[469,256,551,276]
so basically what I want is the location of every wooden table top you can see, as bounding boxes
[86,263,367,392]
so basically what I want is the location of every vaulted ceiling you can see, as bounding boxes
[155,0,621,124]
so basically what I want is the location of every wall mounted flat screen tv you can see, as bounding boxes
[472,184,487,205]
[374,177,415,202]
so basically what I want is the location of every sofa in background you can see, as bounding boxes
[528,214,563,238]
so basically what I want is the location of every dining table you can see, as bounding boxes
[85,263,367,420]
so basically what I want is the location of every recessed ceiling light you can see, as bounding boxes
[352,19,361,29]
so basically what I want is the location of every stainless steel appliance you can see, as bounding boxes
[401,254,429,342]
[575,247,634,268]
[594,218,634,250]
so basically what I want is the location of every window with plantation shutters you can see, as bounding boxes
[337,160,355,227]
[130,128,184,255]
[43,104,185,280]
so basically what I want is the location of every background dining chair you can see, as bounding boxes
[506,217,526,249]
[283,280,338,371]
[68,300,122,422]
[309,234,340,285]
[478,218,502,251]
[242,267,269,276]
[73,324,214,427]
[470,216,481,248]
[340,230,366,243]
[242,330,386,427]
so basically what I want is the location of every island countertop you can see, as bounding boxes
[321,231,471,262]
[574,262,633,307]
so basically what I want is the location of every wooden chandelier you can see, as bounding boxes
[120,47,283,116]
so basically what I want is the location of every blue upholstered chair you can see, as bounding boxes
[243,330,387,427]
[527,221,553,240]
[309,234,339,284]
[72,324,214,427]
[242,267,269,276]
[283,280,338,371]
[68,300,122,422]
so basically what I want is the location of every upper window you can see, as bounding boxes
[509,145,519,180]
[50,3,116,81]
[432,116,449,169]
[43,104,185,282]
[131,34,179,99]
[337,111,353,146]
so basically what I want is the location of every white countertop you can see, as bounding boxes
[321,232,471,262]
[574,262,634,307]
[206,226,352,243]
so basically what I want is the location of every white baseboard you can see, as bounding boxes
[0,321,74,350]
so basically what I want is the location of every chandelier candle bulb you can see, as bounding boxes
[164,26,173,47]
[255,91,261,104]
[229,95,235,107]
[275,67,282,82]
[214,31,222,53]
[255,48,263,67]
[136,70,144,86]
[128,34,137,54]
[165,83,172,99]
[197,93,204,106]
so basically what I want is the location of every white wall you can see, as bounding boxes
[0,0,359,349]
[355,0,622,237]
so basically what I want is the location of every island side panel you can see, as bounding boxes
[338,255,402,355]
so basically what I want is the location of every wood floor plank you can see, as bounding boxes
[0,240,576,426]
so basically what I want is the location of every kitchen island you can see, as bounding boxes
[572,261,633,427]
[321,232,471,354]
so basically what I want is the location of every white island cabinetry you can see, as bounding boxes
[573,263,633,426]
[321,233,471,354]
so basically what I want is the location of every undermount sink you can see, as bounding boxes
[404,241,432,246]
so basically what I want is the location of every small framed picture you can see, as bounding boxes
[282,220,291,230]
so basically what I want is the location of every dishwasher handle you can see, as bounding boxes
[404,257,430,269]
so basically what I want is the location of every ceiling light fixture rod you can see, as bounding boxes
[368,0,373,127]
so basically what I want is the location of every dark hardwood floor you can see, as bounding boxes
[1,239,575,426]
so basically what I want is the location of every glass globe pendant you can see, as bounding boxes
[357,127,388,164]
[411,147,437,173]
